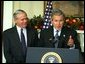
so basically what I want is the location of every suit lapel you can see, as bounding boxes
[12,26,23,50]
[13,26,21,42]
[46,26,54,47]
[60,27,65,38]
[48,26,54,40]
[58,26,68,47]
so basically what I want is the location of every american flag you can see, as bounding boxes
[43,1,53,29]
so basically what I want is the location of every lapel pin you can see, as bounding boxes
[49,38,52,41]
[63,35,65,37]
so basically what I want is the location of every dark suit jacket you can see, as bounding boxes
[39,26,80,49]
[3,26,38,63]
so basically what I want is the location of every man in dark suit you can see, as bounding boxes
[3,9,38,63]
[39,9,80,50]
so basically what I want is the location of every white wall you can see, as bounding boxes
[3,1,13,63]
[13,1,44,19]
[3,1,13,31]
[79,33,84,52]
[3,1,44,31]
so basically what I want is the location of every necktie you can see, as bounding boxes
[54,30,59,48]
[21,29,27,56]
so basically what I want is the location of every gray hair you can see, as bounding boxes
[13,9,27,19]
[51,9,65,19]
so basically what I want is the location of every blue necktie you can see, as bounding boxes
[21,29,27,55]
[54,30,59,48]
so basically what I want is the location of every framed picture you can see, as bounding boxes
[44,1,84,17]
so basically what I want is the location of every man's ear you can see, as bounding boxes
[50,18,53,24]
[13,18,16,25]
[50,18,53,21]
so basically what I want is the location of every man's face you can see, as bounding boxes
[15,12,28,28]
[51,15,64,30]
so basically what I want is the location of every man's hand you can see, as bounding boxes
[67,35,74,47]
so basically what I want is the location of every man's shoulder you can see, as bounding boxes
[40,26,53,35]
[3,26,15,34]
[41,26,53,32]
[62,26,77,33]
[63,26,75,30]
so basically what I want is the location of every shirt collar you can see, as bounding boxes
[53,27,61,32]
[53,27,61,36]
[16,26,26,31]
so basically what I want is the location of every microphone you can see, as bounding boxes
[49,36,60,48]
[52,36,59,44]
[49,37,54,44]
[49,36,59,44]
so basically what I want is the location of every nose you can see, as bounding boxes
[23,19,27,23]
[57,21,61,25]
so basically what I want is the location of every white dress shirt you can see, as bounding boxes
[16,26,27,46]
[53,27,61,37]
[53,27,75,49]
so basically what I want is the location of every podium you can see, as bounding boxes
[26,47,80,63]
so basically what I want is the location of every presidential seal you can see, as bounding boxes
[41,52,62,63]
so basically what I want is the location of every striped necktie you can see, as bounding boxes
[21,29,27,56]
[54,30,59,48]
